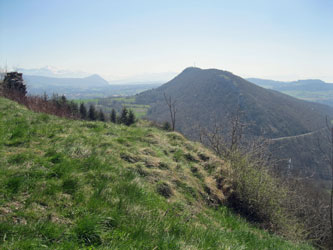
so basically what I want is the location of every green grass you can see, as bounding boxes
[0,97,313,249]
[123,103,150,118]
[72,98,99,104]
[73,97,150,118]
[110,97,136,103]
[282,90,333,102]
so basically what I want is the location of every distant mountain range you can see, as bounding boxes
[247,78,333,106]
[136,67,333,180]
[25,74,110,89]
[16,66,91,78]
[17,66,176,83]
[23,74,162,99]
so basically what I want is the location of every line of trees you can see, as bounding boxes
[0,71,136,126]
[109,107,135,126]
[79,104,135,125]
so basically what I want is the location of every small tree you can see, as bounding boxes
[3,72,27,97]
[99,109,105,122]
[60,95,67,106]
[119,107,128,124]
[164,93,177,131]
[110,109,117,123]
[199,108,246,159]
[42,92,48,101]
[79,103,87,119]
[88,104,97,121]
[163,121,171,131]
[51,94,62,109]
[126,109,135,126]
[69,101,79,117]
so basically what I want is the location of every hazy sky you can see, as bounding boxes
[1,0,333,82]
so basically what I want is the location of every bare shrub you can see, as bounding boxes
[199,110,332,247]
[225,151,303,239]
[0,72,83,119]
[199,110,305,240]
[285,178,331,248]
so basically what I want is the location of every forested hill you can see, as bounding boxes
[136,67,333,139]
[135,67,333,180]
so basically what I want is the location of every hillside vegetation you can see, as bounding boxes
[0,97,312,249]
[137,67,333,138]
[136,67,333,180]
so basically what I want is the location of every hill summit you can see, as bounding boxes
[137,67,333,138]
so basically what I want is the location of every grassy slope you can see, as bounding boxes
[0,97,312,249]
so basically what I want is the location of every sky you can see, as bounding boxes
[1,0,333,82]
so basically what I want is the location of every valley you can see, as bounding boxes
[248,78,333,107]
[24,74,162,99]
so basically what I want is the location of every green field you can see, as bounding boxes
[109,97,136,103]
[71,97,150,118]
[282,90,333,106]
[72,98,100,104]
[122,103,150,118]
[87,96,151,118]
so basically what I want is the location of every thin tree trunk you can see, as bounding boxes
[330,127,333,243]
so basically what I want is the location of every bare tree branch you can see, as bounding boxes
[164,92,177,131]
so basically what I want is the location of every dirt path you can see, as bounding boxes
[270,128,325,142]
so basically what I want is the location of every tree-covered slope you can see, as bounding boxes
[0,97,312,249]
[136,67,333,138]
[135,67,333,180]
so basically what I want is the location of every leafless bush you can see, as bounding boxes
[314,117,333,248]
[285,178,331,248]
[0,89,79,119]
[198,109,333,247]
